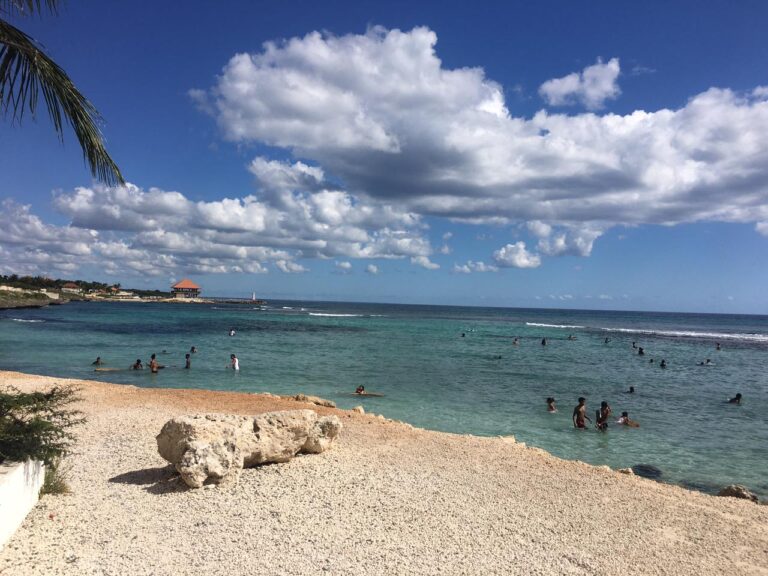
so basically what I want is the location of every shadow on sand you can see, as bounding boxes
[109,465,187,494]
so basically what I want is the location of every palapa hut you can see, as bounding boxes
[171,278,201,299]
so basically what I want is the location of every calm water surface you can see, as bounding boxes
[2,300,766,497]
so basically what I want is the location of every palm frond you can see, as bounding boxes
[0,17,124,185]
[0,1,60,18]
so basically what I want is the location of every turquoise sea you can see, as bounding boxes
[1,300,766,497]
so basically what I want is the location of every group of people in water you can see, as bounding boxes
[546,396,639,431]
[92,328,245,374]
[536,337,741,433]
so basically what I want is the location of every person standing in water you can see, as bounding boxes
[596,401,612,431]
[626,386,635,394]
[149,354,159,374]
[573,397,591,429]
[541,338,547,346]
[184,353,191,369]
[230,354,240,371]
[546,397,557,413]
[131,359,143,370]
[92,356,102,366]
[728,393,742,405]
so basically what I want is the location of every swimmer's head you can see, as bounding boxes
[600,401,608,408]
[578,397,585,404]
[621,411,629,417]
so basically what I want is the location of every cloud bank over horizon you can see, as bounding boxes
[3,26,768,280]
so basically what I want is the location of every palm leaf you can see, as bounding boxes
[0,17,124,185]
[0,1,60,18]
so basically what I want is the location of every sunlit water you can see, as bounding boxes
[2,301,766,497]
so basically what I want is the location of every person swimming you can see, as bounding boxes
[728,393,742,405]
[604,337,611,344]
[716,342,722,351]
[596,401,611,432]
[632,341,637,349]
[638,347,645,356]
[660,359,667,368]
[541,338,547,346]
[131,359,143,370]
[229,328,236,337]
[355,385,365,394]
[699,358,712,366]
[572,397,591,429]
[184,353,191,369]
[567,334,576,341]
[91,356,102,366]
[230,354,239,371]
[512,337,519,346]
[626,386,635,394]
[616,411,640,427]
[546,397,557,413]
[190,346,197,353]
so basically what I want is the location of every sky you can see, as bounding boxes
[1,0,768,313]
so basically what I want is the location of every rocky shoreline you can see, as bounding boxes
[1,370,766,575]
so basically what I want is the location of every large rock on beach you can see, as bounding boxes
[717,484,759,503]
[156,410,342,488]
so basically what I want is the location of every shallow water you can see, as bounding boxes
[2,300,767,497]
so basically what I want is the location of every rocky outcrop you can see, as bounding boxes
[631,464,662,479]
[717,484,759,503]
[156,410,342,488]
[292,394,336,408]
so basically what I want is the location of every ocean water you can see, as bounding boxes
[2,300,767,497]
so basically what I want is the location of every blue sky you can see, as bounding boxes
[1,0,768,313]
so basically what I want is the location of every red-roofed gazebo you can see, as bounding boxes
[171,278,201,299]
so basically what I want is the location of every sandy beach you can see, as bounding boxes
[0,370,766,576]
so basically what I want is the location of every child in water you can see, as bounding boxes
[616,411,640,427]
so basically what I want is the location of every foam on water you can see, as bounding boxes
[308,313,363,317]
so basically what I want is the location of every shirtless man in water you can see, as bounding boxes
[573,397,591,429]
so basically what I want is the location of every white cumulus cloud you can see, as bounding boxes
[493,242,541,268]
[452,260,498,274]
[539,58,621,109]
[411,255,440,270]
[192,27,768,270]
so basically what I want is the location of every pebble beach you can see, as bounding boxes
[1,370,767,576]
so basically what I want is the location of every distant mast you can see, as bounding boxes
[251,291,256,301]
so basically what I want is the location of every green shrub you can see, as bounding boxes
[0,386,84,466]
[41,459,71,495]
